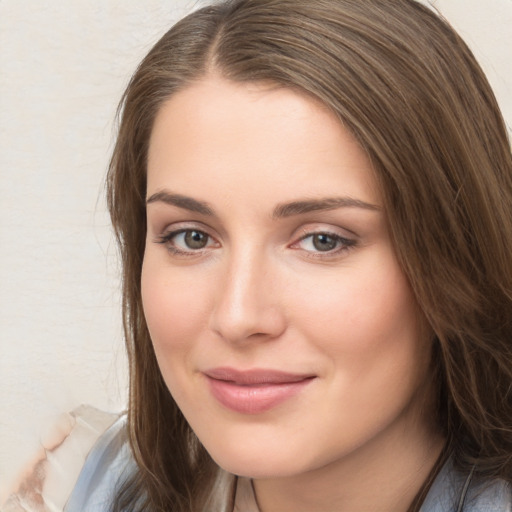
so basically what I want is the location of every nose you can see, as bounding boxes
[209,249,287,344]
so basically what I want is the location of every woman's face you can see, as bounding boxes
[142,76,434,479]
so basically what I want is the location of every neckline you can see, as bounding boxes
[233,458,474,512]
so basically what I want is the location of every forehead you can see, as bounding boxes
[147,76,380,209]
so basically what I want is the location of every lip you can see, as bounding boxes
[204,367,315,414]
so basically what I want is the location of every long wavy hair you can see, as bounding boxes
[107,0,512,510]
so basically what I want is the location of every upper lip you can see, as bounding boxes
[204,367,315,385]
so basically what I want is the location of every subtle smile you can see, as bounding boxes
[203,367,316,414]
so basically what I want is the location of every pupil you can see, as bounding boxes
[313,234,337,251]
[185,230,207,249]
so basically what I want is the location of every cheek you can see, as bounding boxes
[140,257,217,413]
[288,259,431,449]
[290,249,428,378]
[141,257,211,356]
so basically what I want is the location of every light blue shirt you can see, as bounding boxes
[65,416,512,511]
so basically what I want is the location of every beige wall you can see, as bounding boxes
[1,0,511,499]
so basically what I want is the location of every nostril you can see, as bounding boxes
[208,257,287,343]
[210,304,286,344]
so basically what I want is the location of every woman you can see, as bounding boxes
[65,0,512,510]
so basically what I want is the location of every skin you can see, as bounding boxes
[142,76,444,512]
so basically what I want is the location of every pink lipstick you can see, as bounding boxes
[204,367,315,414]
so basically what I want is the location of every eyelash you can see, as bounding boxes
[156,229,218,257]
[292,231,356,258]
[155,228,356,259]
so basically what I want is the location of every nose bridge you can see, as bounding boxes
[210,243,285,343]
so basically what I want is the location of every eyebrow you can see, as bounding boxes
[272,197,380,218]
[146,190,380,218]
[146,191,214,216]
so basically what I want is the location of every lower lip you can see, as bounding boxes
[206,376,314,414]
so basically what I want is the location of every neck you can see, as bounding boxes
[253,407,445,512]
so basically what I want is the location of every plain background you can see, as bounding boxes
[1,0,511,499]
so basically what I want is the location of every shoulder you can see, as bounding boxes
[464,475,512,512]
[64,413,136,512]
[421,459,512,512]
[2,405,123,512]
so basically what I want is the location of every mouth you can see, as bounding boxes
[203,367,316,414]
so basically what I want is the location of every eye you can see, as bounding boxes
[293,231,356,255]
[180,230,210,249]
[156,228,218,255]
[307,233,339,252]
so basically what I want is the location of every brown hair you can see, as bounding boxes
[107,0,512,510]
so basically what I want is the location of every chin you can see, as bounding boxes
[215,457,301,479]
[202,435,316,479]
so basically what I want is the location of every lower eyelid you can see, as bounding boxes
[297,232,353,245]
[155,228,220,254]
[291,233,357,257]
[155,226,355,254]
